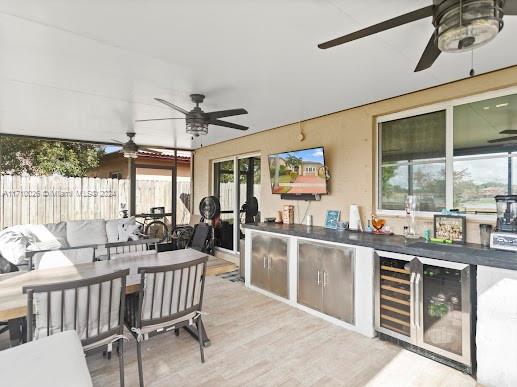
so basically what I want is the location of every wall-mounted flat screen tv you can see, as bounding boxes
[268,147,327,195]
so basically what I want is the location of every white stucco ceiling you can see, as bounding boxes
[0,0,516,149]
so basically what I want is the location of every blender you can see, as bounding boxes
[490,195,517,251]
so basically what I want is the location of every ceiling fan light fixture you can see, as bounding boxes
[186,120,208,137]
[437,0,504,53]
[123,147,138,159]
[122,135,139,159]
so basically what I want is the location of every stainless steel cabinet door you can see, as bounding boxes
[322,245,355,324]
[268,236,289,298]
[251,233,270,291]
[298,241,323,311]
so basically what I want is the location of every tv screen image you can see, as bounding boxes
[268,147,327,194]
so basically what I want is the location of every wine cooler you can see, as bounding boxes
[374,250,473,371]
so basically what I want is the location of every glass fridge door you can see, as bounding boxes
[375,253,418,343]
[417,259,471,365]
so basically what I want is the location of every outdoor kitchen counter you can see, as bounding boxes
[243,223,517,271]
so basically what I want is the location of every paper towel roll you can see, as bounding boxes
[349,204,362,231]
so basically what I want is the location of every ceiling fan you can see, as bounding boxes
[136,94,248,136]
[488,129,517,143]
[318,0,517,72]
[112,130,155,159]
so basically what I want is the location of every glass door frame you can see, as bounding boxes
[375,251,472,366]
[212,152,260,254]
[416,256,471,366]
[374,250,418,344]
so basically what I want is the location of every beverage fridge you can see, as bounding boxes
[374,250,474,372]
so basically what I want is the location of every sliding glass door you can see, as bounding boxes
[213,154,260,254]
[213,159,236,250]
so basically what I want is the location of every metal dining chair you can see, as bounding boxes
[126,257,208,387]
[23,269,129,387]
[104,238,160,261]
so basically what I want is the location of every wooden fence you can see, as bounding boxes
[0,175,190,229]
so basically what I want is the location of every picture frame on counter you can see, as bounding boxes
[324,210,341,229]
[433,214,466,243]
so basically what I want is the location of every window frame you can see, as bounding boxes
[376,85,517,221]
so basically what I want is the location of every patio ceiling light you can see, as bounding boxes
[437,0,504,53]
[186,119,209,137]
[122,135,139,158]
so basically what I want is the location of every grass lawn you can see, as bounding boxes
[278,174,294,183]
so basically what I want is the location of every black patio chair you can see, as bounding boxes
[23,269,129,387]
[187,223,213,253]
[126,257,208,387]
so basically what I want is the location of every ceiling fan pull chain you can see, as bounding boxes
[470,49,475,77]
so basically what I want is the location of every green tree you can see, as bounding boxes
[0,137,104,177]
[284,154,302,172]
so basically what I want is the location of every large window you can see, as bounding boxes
[378,88,517,215]
[379,111,446,212]
[453,94,517,213]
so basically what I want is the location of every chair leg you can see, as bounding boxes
[174,328,179,337]
[118,340,125,387]
[196,318,205,364]
[136,340,144,387]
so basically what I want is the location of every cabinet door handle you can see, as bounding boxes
[263,256,267,269]
[415,272,421,330]
[323,271,328,287]
[317,270,321,286]
[268,256,272,269]
[409,272,416,328]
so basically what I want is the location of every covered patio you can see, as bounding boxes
[2,1,517,387]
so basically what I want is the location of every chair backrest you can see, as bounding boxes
[188,224,212,253]
[105,239,159,260]
[23,269,129,349]
[134,257,208,329]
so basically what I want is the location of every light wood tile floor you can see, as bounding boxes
[86,277,478,387]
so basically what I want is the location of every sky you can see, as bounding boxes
[271,147,325,164]
[104,145,122,154]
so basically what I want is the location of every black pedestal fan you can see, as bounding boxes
[187,196,221,253]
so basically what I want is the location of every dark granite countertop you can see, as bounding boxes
[243,223,517,271]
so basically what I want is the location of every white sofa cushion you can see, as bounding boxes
[66,219,107,247]
[105,217,138,243]
[0,331,93,387]
[0,228,29,265]
[42,222,68,247]
[23,222,68,248]
[33,248,95,270]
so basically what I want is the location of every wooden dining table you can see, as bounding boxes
[0,248,210,347]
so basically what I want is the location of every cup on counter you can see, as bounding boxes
[479,224,493,247]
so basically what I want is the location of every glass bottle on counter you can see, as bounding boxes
[404,195,419,239]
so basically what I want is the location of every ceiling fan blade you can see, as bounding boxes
[135,117,186,122]
[504,1,517,15]
[154,98,189,115]
[318,5,434,49]
[207,108,248,120]
[110,139,124,144]
[488,135,517,143]
[500,129,517,134]
[210,119,248,131]
[414,33,441,72]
